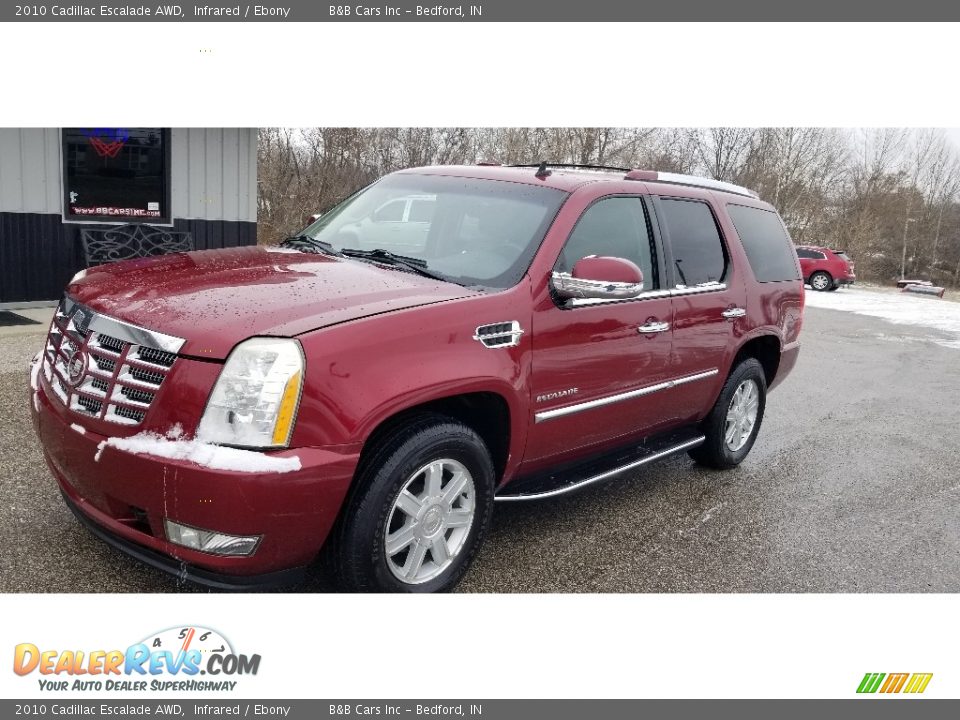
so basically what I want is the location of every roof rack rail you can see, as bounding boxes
[509,163,760,198]
[629,170,759,199]
[510,162,634,174]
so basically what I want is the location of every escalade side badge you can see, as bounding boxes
[473,321,524,349]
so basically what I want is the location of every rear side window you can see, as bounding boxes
[727,204,802,283]
[658,198,726,286]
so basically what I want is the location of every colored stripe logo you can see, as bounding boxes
[857,672,933,694]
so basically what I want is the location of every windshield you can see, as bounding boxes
[299,173,567,289]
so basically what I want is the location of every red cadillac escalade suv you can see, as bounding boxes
[30,164,804,592]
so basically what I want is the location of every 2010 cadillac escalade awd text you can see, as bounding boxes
[29,164,804,592]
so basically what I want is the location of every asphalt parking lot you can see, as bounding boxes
[2,297,959,593]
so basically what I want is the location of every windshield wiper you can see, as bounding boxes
[340,248,449,282]
[279,235,342,256]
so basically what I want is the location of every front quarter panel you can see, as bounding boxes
[291,283,533,479]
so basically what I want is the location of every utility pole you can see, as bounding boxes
[900,209,910,281]
[899,207,917,281]
[929,202,944,281]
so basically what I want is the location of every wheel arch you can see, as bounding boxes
[356,389,516,486]
[731,334,781,388]
[321,388,515,576]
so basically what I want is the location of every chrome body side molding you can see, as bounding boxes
[534,368,719,423]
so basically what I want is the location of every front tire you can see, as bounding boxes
[689,358,767,469]
[336,413,495,592]
[809,271,832,291]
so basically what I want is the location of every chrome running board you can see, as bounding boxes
[495,430,705,502]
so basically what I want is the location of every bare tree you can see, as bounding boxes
[257,127,960,288]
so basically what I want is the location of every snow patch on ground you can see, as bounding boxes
[94,431,302,474]
[805,288,960,349]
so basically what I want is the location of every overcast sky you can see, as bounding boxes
[945,128,960,150]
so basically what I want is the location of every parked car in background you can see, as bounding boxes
[795,245,856,291]
[31,164,804,592]
[340,194,436,253]
[303,195,437,253]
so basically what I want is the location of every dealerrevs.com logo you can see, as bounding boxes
[13,626,261,693]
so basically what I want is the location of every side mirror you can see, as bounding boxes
[551,255,644,302]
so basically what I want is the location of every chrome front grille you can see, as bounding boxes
[41,296,186,427]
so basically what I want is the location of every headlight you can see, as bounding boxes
[197,338,304,448]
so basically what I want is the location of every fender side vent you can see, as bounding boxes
[473,321,524,349]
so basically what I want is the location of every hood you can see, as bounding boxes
[69,247,478,359]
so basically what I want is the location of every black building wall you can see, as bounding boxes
[0,214,257,303]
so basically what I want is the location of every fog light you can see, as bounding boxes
[164,519,261,557]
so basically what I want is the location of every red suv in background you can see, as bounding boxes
[31,164,804,592]
[796,245,856,291]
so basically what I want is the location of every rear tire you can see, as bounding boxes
[827,282,840,291]
[336,413,495,593]
[809,271,832,291]
[689,358,767,469]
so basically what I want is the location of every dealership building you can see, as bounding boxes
[0,128,258,305]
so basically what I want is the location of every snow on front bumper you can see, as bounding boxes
[31,383,360,581]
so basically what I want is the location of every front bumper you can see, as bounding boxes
[32,380,360,587]
[60,489,304,590]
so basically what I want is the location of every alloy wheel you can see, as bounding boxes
[384,459,476,584]
[724,379,760,452]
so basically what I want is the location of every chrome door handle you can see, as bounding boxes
[637,321,670,334]
[722,307,746,319]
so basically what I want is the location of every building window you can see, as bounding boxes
[62,128,171,224]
